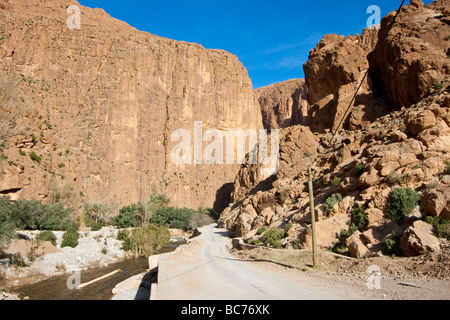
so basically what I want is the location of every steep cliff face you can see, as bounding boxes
[0,0,262,212]
[255,79,309,130]
[303,28,381,133]
[369,0,450,108]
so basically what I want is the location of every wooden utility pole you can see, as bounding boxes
[308,166,319,267]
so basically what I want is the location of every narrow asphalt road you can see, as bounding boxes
[151,224,344,300]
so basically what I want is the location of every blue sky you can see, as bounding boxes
[78,0,432,89]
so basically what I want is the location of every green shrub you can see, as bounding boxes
[424,216,450,240]
[36,230,57,246]
[10,253,28,268]
[332,224,358,255]
[386,188,420,222]
[117,230,133,252]
[151,207,194,230]
[331,176,342,186]
[351,206,367,231]
[34,203,74,231]
[113,204,140,228]
[323,193,342,213]
[355,162,365,177]
[263,228,285,248]
[284,222,293,233]
[128,224,171,257]
[61,227,79,248]
[256,226,267,235]
[1,197,74,231]
[445,161,450,175]
[29,151,42,163]
[0,197,16,248]
[383,232,402,256]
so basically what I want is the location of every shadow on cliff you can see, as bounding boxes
[213,183,234,214]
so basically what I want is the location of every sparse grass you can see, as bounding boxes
[386,171,403,186]
[434,82,443,90]
[331,176,342,186]
[29,151,42,163]
[424,216,450,240]
[355,162,365,177]
[323,193,342,213]
[383,232,402,256]
[263,228,286,249]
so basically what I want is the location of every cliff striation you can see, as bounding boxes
[0,0,263,213]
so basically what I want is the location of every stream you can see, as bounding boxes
[12,240,186,300]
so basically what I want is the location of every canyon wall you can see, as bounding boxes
[0,0,262,213]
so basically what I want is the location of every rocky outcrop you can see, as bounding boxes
[0,0,262,212]
[255,79,309,130]
[303,28,383,133]
[230,125,318,203]
[220,0,450,259]
[401,220,441,257]
[369,0,450,108]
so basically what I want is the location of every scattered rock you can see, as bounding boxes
[400,221,441,257]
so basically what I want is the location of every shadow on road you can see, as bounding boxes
[220,256,297,270]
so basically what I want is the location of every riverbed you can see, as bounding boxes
[7,239,186,300]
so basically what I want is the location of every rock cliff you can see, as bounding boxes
[255,79,309,130]
[0,0,262,213]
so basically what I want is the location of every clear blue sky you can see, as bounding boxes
[78,0,432,89]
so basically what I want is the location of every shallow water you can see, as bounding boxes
[13,240,186,300]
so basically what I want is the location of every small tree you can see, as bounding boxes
[386,188,420,222]
[0,197,15,248]
[323,193,343,213]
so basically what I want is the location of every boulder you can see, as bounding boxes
[365,208,386,228]
[260,207,275,225]
[299,214,350,250]
[400,220,441,257]
[390,130,408,142]
[421,187,450,220]
[405,110,437,135]
[347,240,369,259]
[255,79,309,130]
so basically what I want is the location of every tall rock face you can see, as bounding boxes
[303,28,383,133]
[369,0,450,109]
[255,79,309,130]
[0,0,262,213]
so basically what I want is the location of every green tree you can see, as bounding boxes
[0,197,15,248]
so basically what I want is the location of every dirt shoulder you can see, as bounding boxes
[229,240,450,300]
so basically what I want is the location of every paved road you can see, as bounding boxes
[151,224,343,300]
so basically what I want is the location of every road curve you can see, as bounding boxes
[151,224,343,300]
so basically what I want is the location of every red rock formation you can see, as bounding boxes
[255,79,309,130]
[303,28,381,133]
[369,0,450,108]
[0,0,262,212]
